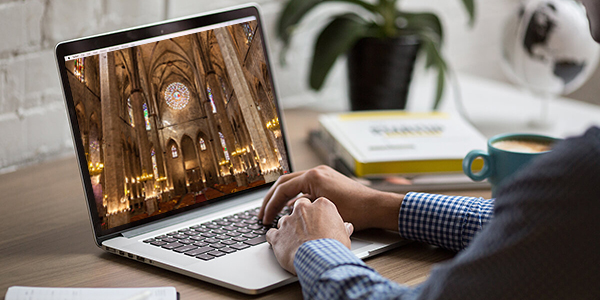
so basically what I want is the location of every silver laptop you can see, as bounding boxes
[55,4,406,294]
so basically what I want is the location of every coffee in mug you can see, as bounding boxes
[491,139,553,153]
[463,133,560,196]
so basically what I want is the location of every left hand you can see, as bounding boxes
[266,197,354,274]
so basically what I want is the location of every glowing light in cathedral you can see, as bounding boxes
[171,145,178,158]
[165,82,190,110]
[219,132,230,161]
[199,138,206,151]
[127,97,135,127]
[143,103,151,130]
[207,87,217,113]
[151,149,159,180]
[242,23,253,44]
[74,57,85,82]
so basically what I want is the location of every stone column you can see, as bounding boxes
[213,27,280,182]
[99,52,129,227]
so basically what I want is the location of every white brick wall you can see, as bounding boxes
[1,0,599,172]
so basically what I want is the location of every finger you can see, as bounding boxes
[266,228,277,245]
[261,174,311,225]
[292,197,312,215]
[258,170,306,220]
[277,215,289,229]
[344,222,354,236]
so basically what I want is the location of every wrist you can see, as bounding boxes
[368,191,404,231]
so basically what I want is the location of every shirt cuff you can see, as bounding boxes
[294,239,371,297]
[399,192,493,251]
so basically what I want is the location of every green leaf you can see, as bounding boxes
[419,37,447,109]
[309,14,372,90]
[400,12,443,45]
[433,63,446,110]
[277,0,378,50]
[461,0,476,26]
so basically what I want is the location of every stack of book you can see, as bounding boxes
[309,110,490,193]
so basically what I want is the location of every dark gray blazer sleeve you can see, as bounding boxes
[413,127,600,300]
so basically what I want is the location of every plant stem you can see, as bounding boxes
[378,0,398,37]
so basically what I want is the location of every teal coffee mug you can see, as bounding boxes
[463,133,560,196]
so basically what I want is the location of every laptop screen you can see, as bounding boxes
[56,7,291,235]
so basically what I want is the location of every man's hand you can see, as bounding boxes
[258,165,404,231]
[266,197,354,274]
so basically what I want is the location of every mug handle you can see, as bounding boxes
[463,150,492,181]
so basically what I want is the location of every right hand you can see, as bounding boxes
[258,165,404,231]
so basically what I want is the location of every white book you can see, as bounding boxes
[318,111,487,177]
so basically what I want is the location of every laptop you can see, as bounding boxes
[54,4,406,294]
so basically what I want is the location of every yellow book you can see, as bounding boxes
[318,111,486,177]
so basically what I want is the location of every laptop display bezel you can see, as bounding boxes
[55,5,292,244]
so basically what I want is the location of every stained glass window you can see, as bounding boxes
[207,86,217,113]
[242,23,253,44]
[143,103,151,130]
[74,58,84,82]
[164,82,190,110]
[151,149,159,180]
[127,97,135,127]
[219,132,230,161]
[199,138,206,151]
[171,145,178,158]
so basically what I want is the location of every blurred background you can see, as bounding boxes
[1,0,599,173]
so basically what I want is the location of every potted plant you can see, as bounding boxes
[277,0,475,110]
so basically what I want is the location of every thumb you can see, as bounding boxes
[344,222,354,236]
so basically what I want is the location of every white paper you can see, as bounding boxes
[5,286,177,300]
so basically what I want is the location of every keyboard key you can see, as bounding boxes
[236,228,251,234]
[215,235,229,240]
[222,225,237,231]
[150,241,167,246]
[220,247,236,254]
[248,224,264,230]
[208,250,226,257]
[174,245,197,253]
[244,235,267,246]
[226,231,241,237]
[204,238,220,244]
[143,238,156,243]
[205,224,220,230]
[230,243,250,250]
[232,236,247,242]
[211,229,227,235]
[196,253,215,261]
[201,232,217,238]
[172,234,188,239]
[185,246,214,256]
[184,231,200,236]
[155,235,168,239]
[162,237,177,243]
[190,236,205,241]
[178,239,193,244]
[209,243,226,249]
[162,242,184,250]
[221,239,237,245]
[193,241,208,247]
[242,233,258,239]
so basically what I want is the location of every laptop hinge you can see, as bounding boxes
[121,189,266,238]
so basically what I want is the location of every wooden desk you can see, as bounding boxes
[0,108,490,299]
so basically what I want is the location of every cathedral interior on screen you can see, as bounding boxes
[67,21,289,229]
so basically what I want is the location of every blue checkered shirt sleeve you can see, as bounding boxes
[294,238,422,300]
[399,192,494,251]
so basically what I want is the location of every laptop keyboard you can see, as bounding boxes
[143,206,289,261]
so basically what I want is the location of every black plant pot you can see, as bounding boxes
[347,36,421,111]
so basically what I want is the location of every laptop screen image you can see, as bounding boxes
[58,11,290,235]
